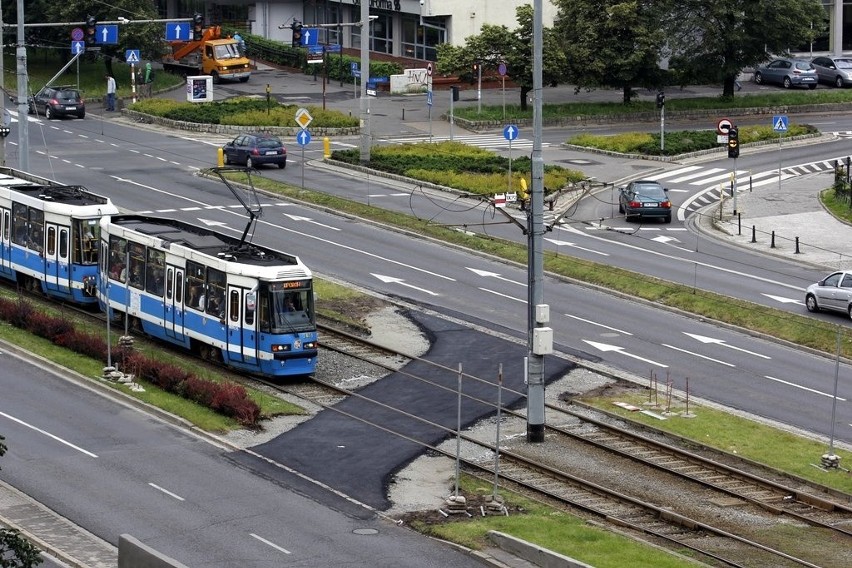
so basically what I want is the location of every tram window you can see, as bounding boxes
[175,271,183,304]
[229,289,240,322]
[76,220,98,264]
[146,249,165,296]
[245,291,256,326]
[128,242,145,289]
[166,267,173,300]
[185,261,205,310]
[206,268,226,318]
[108,236,127,282]
[3,210,8,241]
[28,209,44,253]
[59,228,68,259]
[46,226,56,256]
[11,203,27,246]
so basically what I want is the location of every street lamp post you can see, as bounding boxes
[359,2,371,163]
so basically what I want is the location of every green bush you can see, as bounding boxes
[331,141,585,196]
[568,124,819,156]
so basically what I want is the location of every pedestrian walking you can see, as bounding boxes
[142,62,153,98]
[105,74,116,111]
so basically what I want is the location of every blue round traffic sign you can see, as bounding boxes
[296,130,312,146]
[498,63,507,77]
[503,125,519,141]
[71,27,84,42]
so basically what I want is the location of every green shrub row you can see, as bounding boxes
[568,124,819,156]
[128,97,358,128]
[0,296,261,427]
[331,141,586,196]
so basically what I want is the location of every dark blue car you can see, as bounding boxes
[222,133,287,169]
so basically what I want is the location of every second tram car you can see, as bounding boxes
[0,167,118,304]
[98,214,318,377]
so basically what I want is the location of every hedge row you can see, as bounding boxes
[0,296,261,427]
[331,141,586,196]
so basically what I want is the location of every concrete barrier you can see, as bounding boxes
[118,534,190,568]
[487,531,595,568]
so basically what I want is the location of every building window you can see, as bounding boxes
[401,15,444,61]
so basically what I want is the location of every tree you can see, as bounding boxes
[436,5,567,111]
[552,0,673,104]
[666,0,827,97]
[3,1,164,76]
[0,435,43,568]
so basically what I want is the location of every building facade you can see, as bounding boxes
[157,1,558,61]
[156,1,850,60]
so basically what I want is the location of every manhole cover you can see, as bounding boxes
[353,528,379,535]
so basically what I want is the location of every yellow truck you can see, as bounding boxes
[162,26,251,84]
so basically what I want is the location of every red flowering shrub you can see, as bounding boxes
[0,296,261,427]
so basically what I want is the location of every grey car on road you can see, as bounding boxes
[805,271,852,317]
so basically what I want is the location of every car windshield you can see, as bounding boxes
[57,90,79,99]
[794,62,813,71]
[835,59,852,68]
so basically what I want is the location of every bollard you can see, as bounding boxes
[402,108,405,121]
[771,230,776,248]
[737,213,741,236]
[751,225,756,243]
[323,136,331,159]
[216,147,224,168]
[795,236,801,254]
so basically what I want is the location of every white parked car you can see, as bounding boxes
[805,271,852,317]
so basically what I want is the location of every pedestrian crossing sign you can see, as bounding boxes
[125,50,140,64]
[772,115,788,132]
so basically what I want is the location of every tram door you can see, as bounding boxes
[0,209,10,274]
[226,285,248,365]
[164,266,186,341]
[43,224,70,294]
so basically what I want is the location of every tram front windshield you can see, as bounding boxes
[262,283,314,332]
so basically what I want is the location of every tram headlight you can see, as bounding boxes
[303,340,317,350]
[271,344,291,352]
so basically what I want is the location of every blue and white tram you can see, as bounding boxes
[0,167,119,304]
[98,214,318,377]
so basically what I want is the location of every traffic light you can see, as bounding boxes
[727,126,740,159]
[472,62,479,75]
[655,91,665,109]
[192,13,204,41]
[291,21,303,47]
[85,15,97,46]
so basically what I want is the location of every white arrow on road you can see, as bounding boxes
[762,293,804,305]
[197,218,229,227]
[582,340,669,368]
[284,213,340,231]
[466,267,526,286]
[545,238,609,256]
[372,274,439,296]
[683,332,771,359]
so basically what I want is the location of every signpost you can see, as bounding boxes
[498,62,507,120]
[773,115,788,191]
[504,125,519,193]
[295,108,313,189]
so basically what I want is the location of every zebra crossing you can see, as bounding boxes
[379,133,550,151]
[643,156,844,218]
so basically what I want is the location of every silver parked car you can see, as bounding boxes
[754,58,818,89]
[805,271,852,317]
[811,56,852,88]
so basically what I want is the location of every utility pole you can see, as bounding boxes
[0,0,6,166]
[526,0,551,443]
[359,1,370,163]
[15,0,27,171]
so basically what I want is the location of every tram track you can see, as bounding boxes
[7,291,851,566]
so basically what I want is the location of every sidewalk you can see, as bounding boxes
[698,169,852,271]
